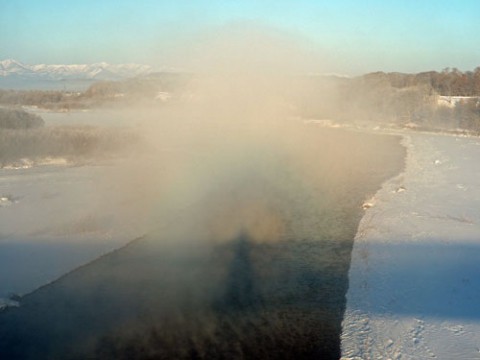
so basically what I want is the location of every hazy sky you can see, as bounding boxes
[1,0,479,75]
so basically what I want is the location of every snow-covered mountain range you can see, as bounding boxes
[0,59,152,81]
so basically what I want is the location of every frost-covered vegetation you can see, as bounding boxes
[0,125,141,168]
[0,108,44,129]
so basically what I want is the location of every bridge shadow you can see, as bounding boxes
[348,238,480,320]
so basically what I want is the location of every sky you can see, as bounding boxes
[1,0,479,75]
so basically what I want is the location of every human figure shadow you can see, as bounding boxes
[215,230,263,313]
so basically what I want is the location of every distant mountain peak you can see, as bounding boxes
[1,59,20,66]
[0,59,29,71]
[0,59,153,81]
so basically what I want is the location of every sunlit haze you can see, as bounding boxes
[1,0,479,74]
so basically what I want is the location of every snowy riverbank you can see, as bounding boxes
[342,132,480,359]
[0,163,145,300]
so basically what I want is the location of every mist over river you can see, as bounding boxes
[0,118,405,359]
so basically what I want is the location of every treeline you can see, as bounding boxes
[362,67,480,96]
[84,72,190,99]
[0,90,87,110]
[0,73,190,110]
[296,68,480,132]
[344,70,480,130]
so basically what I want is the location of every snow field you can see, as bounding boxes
[342,132,480,359]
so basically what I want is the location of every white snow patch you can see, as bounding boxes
[155,91,171,101]
[437,96,479,108]
[1,157,69,170]
[0,195,17,207]
[362,198,376,210]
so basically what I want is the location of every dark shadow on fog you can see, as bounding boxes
[215,231,263,313]
[349,240,480,320]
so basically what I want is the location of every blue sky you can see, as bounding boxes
[1,0,479,74]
